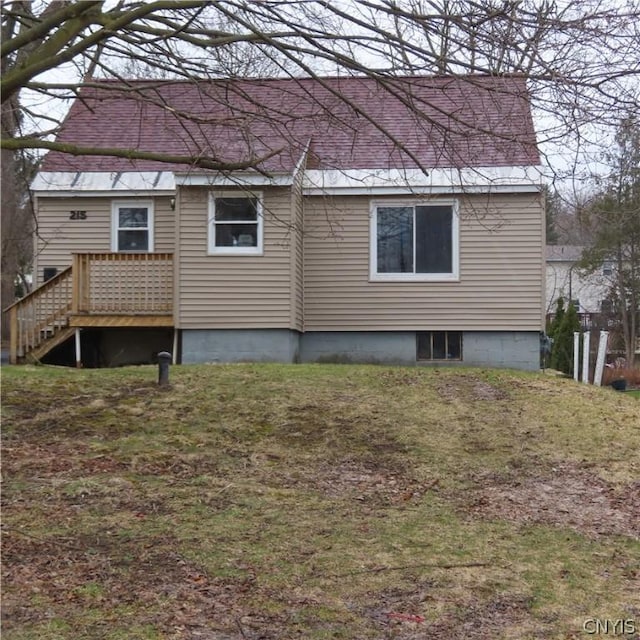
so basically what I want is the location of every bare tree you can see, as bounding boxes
[2,1,639,163]
[579,113,640,364]
[1,0,639,319]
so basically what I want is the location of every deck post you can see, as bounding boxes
[71,254,80,314]
[75,328,82,368]
[9,306,18,364]
[172,329,178,365]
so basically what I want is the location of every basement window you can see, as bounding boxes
[417,331,462,361]
[208,192,263,255]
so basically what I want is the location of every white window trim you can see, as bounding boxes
[369,199,459,282]
[111,199,154,252]
[207,191,264,256]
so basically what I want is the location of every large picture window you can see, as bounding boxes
[208,193,263,255]
[111,201,154,252]
[371,201,458,281]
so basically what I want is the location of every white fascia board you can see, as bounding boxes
[175,173,293,187]
[302,166,544,195]
[31,171,176,196]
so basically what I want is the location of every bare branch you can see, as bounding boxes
[2,136,284,172]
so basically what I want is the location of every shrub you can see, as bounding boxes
[550,302,581,375]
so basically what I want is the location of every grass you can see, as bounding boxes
[2,363,639,639]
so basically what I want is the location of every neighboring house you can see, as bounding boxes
[7,75,545,369]
[545,245,611,315]
[545,244,639,359]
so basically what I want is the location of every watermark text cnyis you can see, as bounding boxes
[583,619,636,635]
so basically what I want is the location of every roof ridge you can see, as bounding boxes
[80,73,528,86]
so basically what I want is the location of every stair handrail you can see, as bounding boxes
[4,267,73,364]
[3,267,72,314]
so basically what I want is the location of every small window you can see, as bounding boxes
[371,201,459,281]
[112,201,154,252]
[601,299,613,314]
[208,193,263,255]
[43,267,58,282]
[417,331,462,361]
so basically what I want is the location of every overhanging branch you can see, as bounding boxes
[1,137,284,172]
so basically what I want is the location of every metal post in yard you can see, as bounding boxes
[158,351,172,387]
[573,332,580,381]
[593,331,609,387]
[582,331,590,384]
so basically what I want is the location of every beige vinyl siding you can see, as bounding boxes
[303,192,544,331]
[177,186,294,329]
[34,196,175,287]
[290,167,305,332]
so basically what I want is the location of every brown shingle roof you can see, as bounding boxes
[41,75,540,174]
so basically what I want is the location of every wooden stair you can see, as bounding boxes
[4,252,174,365]
[4,267,74,364]
[25,327,75,363]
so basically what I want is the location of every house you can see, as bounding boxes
[545,244,639,358]
[7,75,545,369]
[545,245,613,320]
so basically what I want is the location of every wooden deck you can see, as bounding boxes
[5,252,174,363]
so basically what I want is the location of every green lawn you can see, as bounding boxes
[2,364,639,639]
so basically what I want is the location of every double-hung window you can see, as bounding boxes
[208,192,263,255]
[111,201,154,252]
[370,201,458,281]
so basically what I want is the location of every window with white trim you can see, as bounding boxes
[111,201,154,252]
[208,192,263,255]
[371,201,458,281]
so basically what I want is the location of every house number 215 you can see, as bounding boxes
[69,211,87,220]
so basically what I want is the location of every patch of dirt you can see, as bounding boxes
[127,452,221,478]
[359,582,435,638]
[281,459,438,505]
[378,370,424,386]
[435,376,509,402]
[1,382,162,441]
[462,462,640,538]
[359,586,536,640]
[2,441,95,476]
[471,381,509,401]
[424,594,538,640]
[0,530,268,638]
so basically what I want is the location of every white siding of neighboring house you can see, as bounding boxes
[545,247,610,314]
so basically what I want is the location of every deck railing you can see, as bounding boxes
[73,252,173,314]
[7,267,73,363]
[545,312,620,332]
[5,252,174,363]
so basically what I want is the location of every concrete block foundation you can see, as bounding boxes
[180,329,540,371]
